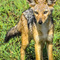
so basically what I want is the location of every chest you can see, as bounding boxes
[28,20,52,39]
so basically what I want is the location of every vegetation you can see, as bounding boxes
[0,0,60,60]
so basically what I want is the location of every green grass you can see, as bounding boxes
[0,0,60,60]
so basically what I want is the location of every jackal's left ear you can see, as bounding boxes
[27,0,38,7]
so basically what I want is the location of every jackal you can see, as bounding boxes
[4,0,56,60]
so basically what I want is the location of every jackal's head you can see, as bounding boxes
[27,0,56,24]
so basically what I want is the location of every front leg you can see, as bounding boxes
[47,25,54,60]
[47,43,53,60]
[33,24,44,60]
[35,43,42,60]
[35,42,44,60]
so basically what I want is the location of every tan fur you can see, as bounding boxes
[5,0,56,60]
[17,13,54,60]
[17,0,55,60]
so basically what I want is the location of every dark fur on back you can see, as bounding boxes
[23,8,36,27]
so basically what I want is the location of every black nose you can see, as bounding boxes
[38,19,42,24]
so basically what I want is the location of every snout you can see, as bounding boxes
[38,19,42,24]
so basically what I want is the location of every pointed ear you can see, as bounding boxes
[46,0,56,11]
[27,0,38,7]
[47,0,56,6]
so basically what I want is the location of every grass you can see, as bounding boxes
[0,0,60,60]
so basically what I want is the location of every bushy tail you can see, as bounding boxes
[4,25,21,43]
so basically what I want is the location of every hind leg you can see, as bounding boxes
[21,33,29,60]
[20,14,29,60]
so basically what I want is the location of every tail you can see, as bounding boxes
[4,25,21,43]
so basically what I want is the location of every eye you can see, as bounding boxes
[44,11,48,14]
[34,11,38,14]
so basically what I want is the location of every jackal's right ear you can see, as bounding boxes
[27,0,38,7]
[47,0,56,11]
[47,0,56,6]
